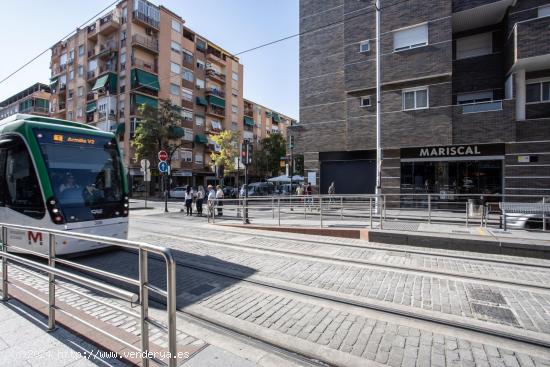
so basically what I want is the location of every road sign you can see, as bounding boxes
[140,159,150,170]
[158,161,168,173]
[158,150,168,161]
[144,169,151,182]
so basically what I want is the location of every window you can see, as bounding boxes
[182,88,193,102]
[180,149,192,162]
[360,96,371,107]
[457,91,493,104]
[196,78,205,89]
[210,120,222,130]
[195,153,203,164]
[69,50,74,62]
[232,72,239,81]
[359,40,370,53]
[232,105,238,113]
[68,111,74,120]
[1,137,45,218]
[78,86,84,97]
[78,45,84,56]
[456,32,492,60]
[402,87,428,110]
[526,81,550,103]
[184,128,193,141]
[195,115,204,126]
[539,5,550,17]
[183,49,193,64]
[68,89,74,99]
[69,68,74,80]
[171,19,181,32]
[77,107,83,117]
[196,60,205,70]
[170,62,180,74]
[60,53,68,65]
[393,23,428,51]
[171,41,181,53]
[88,59,97,71]
[182,68,194,82]
[182,109,193,121]
[78,65,83,76]
[170,83,180,96]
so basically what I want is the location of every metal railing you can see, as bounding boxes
[0,223,177,367]
[206,194,549,232]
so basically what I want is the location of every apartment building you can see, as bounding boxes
[298,0,550,198]
[49,0,246,190]
[243,99,294,143]
[0,83,50,120]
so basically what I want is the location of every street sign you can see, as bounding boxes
[158,161,168,173]
[144,169,151,182]
[140,159,150,171]
[158,150,168,161]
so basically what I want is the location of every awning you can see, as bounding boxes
[168,125,185,138]
[115,123,125,135]
[207,95,225,108]
[196,96,208,106]
[195,134,208,144]
[133,94,158,109]
[86,102,97,113]
[271,112,281,123]
[244,116,255,126]
[92,74,109,91]
[131,68,160,91]
[49,77,58,86]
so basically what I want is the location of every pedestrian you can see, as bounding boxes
[328,182,335,204]
[296,185,304,196]
[207,185,216,218]
[216,185,224,216]
[196,185,205,216]
[184,186,194,216]
[306,182,313,207]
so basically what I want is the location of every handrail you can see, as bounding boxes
[0,222,177,367]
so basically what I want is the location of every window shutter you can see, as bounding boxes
[394,24,428,50]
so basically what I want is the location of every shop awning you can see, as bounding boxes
[196,96,208,106]
[194,134,208,144]
[168,125,185,138]
[92,74,109,91]
[131,68,160,91]
[133,94,158,109]
[86,102,97,113]
[115,123,125,135]
[271,112,281,123]
[244,116,255,126]
[207,95,225,108]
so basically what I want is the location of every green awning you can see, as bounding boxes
[108,73,118,92]
[194,134,208,144]
[271,112,281,123]
[49,77,58,86]
[92,74,109,91]
[196,96,208,106]
[134,94,158,109]
[244,116,255,126]
[168,126,185,138]
[115,123,125,135]
[86,102,97,113]
[131,69,160,91]
[207,95,225,108]
[265,111,272,118]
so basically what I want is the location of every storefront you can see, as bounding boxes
[400,143,505,200]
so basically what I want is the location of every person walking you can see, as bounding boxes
[328,182,335,204]
[305,182,313,208]
[216,185,224,216]
[207,185,216,218]
[184,186,194,216]
[196,185,205,216]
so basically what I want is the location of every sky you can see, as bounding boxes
[0,0,299,119]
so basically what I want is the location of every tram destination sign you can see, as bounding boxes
[401,143,504,160]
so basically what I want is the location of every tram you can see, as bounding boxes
[0,114,128,255]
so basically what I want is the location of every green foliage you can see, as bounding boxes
[210,130,239,173]
[293,154,304,176]
[131,99,184,165]
[252,133,286,178]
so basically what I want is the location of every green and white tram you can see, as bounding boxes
[0,114,129,255]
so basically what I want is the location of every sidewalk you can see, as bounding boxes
[0,299,127,367]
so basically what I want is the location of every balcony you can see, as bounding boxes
[58,103,66,111]
[58,84,67,93]
[131,34,159,53]
[206,48,225,64]
[87,70,97,80]
[452,0,514,32]
[132,10,159,29]
[99,13,120,35]
[98,64,117,75]
[206,105,225,118]
[244,107,253,117]
[131,57,158,73]
[206,69,226,83]
[98,42,117,58]
[516,16,550,63]
[205,88,225,98]
[181,98,194,110]
[88,48,97,58]
[461,100,503,114]
[86,93,96,102]
[87,23,98,40]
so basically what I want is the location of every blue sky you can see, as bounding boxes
[0,0,299,118]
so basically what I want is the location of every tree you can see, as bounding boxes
[252,133,286,178]
[209,130,239,176]
[293,154,304,176]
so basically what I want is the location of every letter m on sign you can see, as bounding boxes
[27,231,44,246]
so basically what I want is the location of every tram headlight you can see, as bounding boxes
[46,196,65,224]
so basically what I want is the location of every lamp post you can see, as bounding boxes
[375,0,383,211]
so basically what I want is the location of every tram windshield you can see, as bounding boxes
[34,129,124,221]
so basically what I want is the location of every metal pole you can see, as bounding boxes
[374,0,382,209]
[340,196,343,220]
[543,197,547,232]
[164,172,169,213]
[139,248,149,367]
[383,195,386,220]
[428,194,431,224]
[379,197,383,230]
[320,197,323,228]
[166,256,177,367]
[272,197,275,219]
[370,197,373,228]
[465,202,469,228]
[278,198,281,227]
[1,226,7,301]
[244,165,249,224]
[48,233,56,331]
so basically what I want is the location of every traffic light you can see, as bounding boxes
[289,135,294,149]
[247,143,253,165]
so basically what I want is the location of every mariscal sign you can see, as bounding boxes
[401,143,505,160]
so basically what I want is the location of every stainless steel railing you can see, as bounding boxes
[0,223,177,367]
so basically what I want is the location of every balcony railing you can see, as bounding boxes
[99,64,117,74]
[205,88,225,98]
[88,48,96,58]
[87,23,97,35]
[206,69,226,82]
[132,10,159,29]
[87,70,97,80]
[131,34,159,53]
[131,57,158,73]
[461,100,503,114]
[244,108,253,117]
[207,105,225,117]
[86,93,96,101]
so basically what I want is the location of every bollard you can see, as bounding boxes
[48,233,56,331]
[139,248,149,366]
[1,226,7,301]
[428,194,431,224]
[272,197,275,219]
[320,197,323,228]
